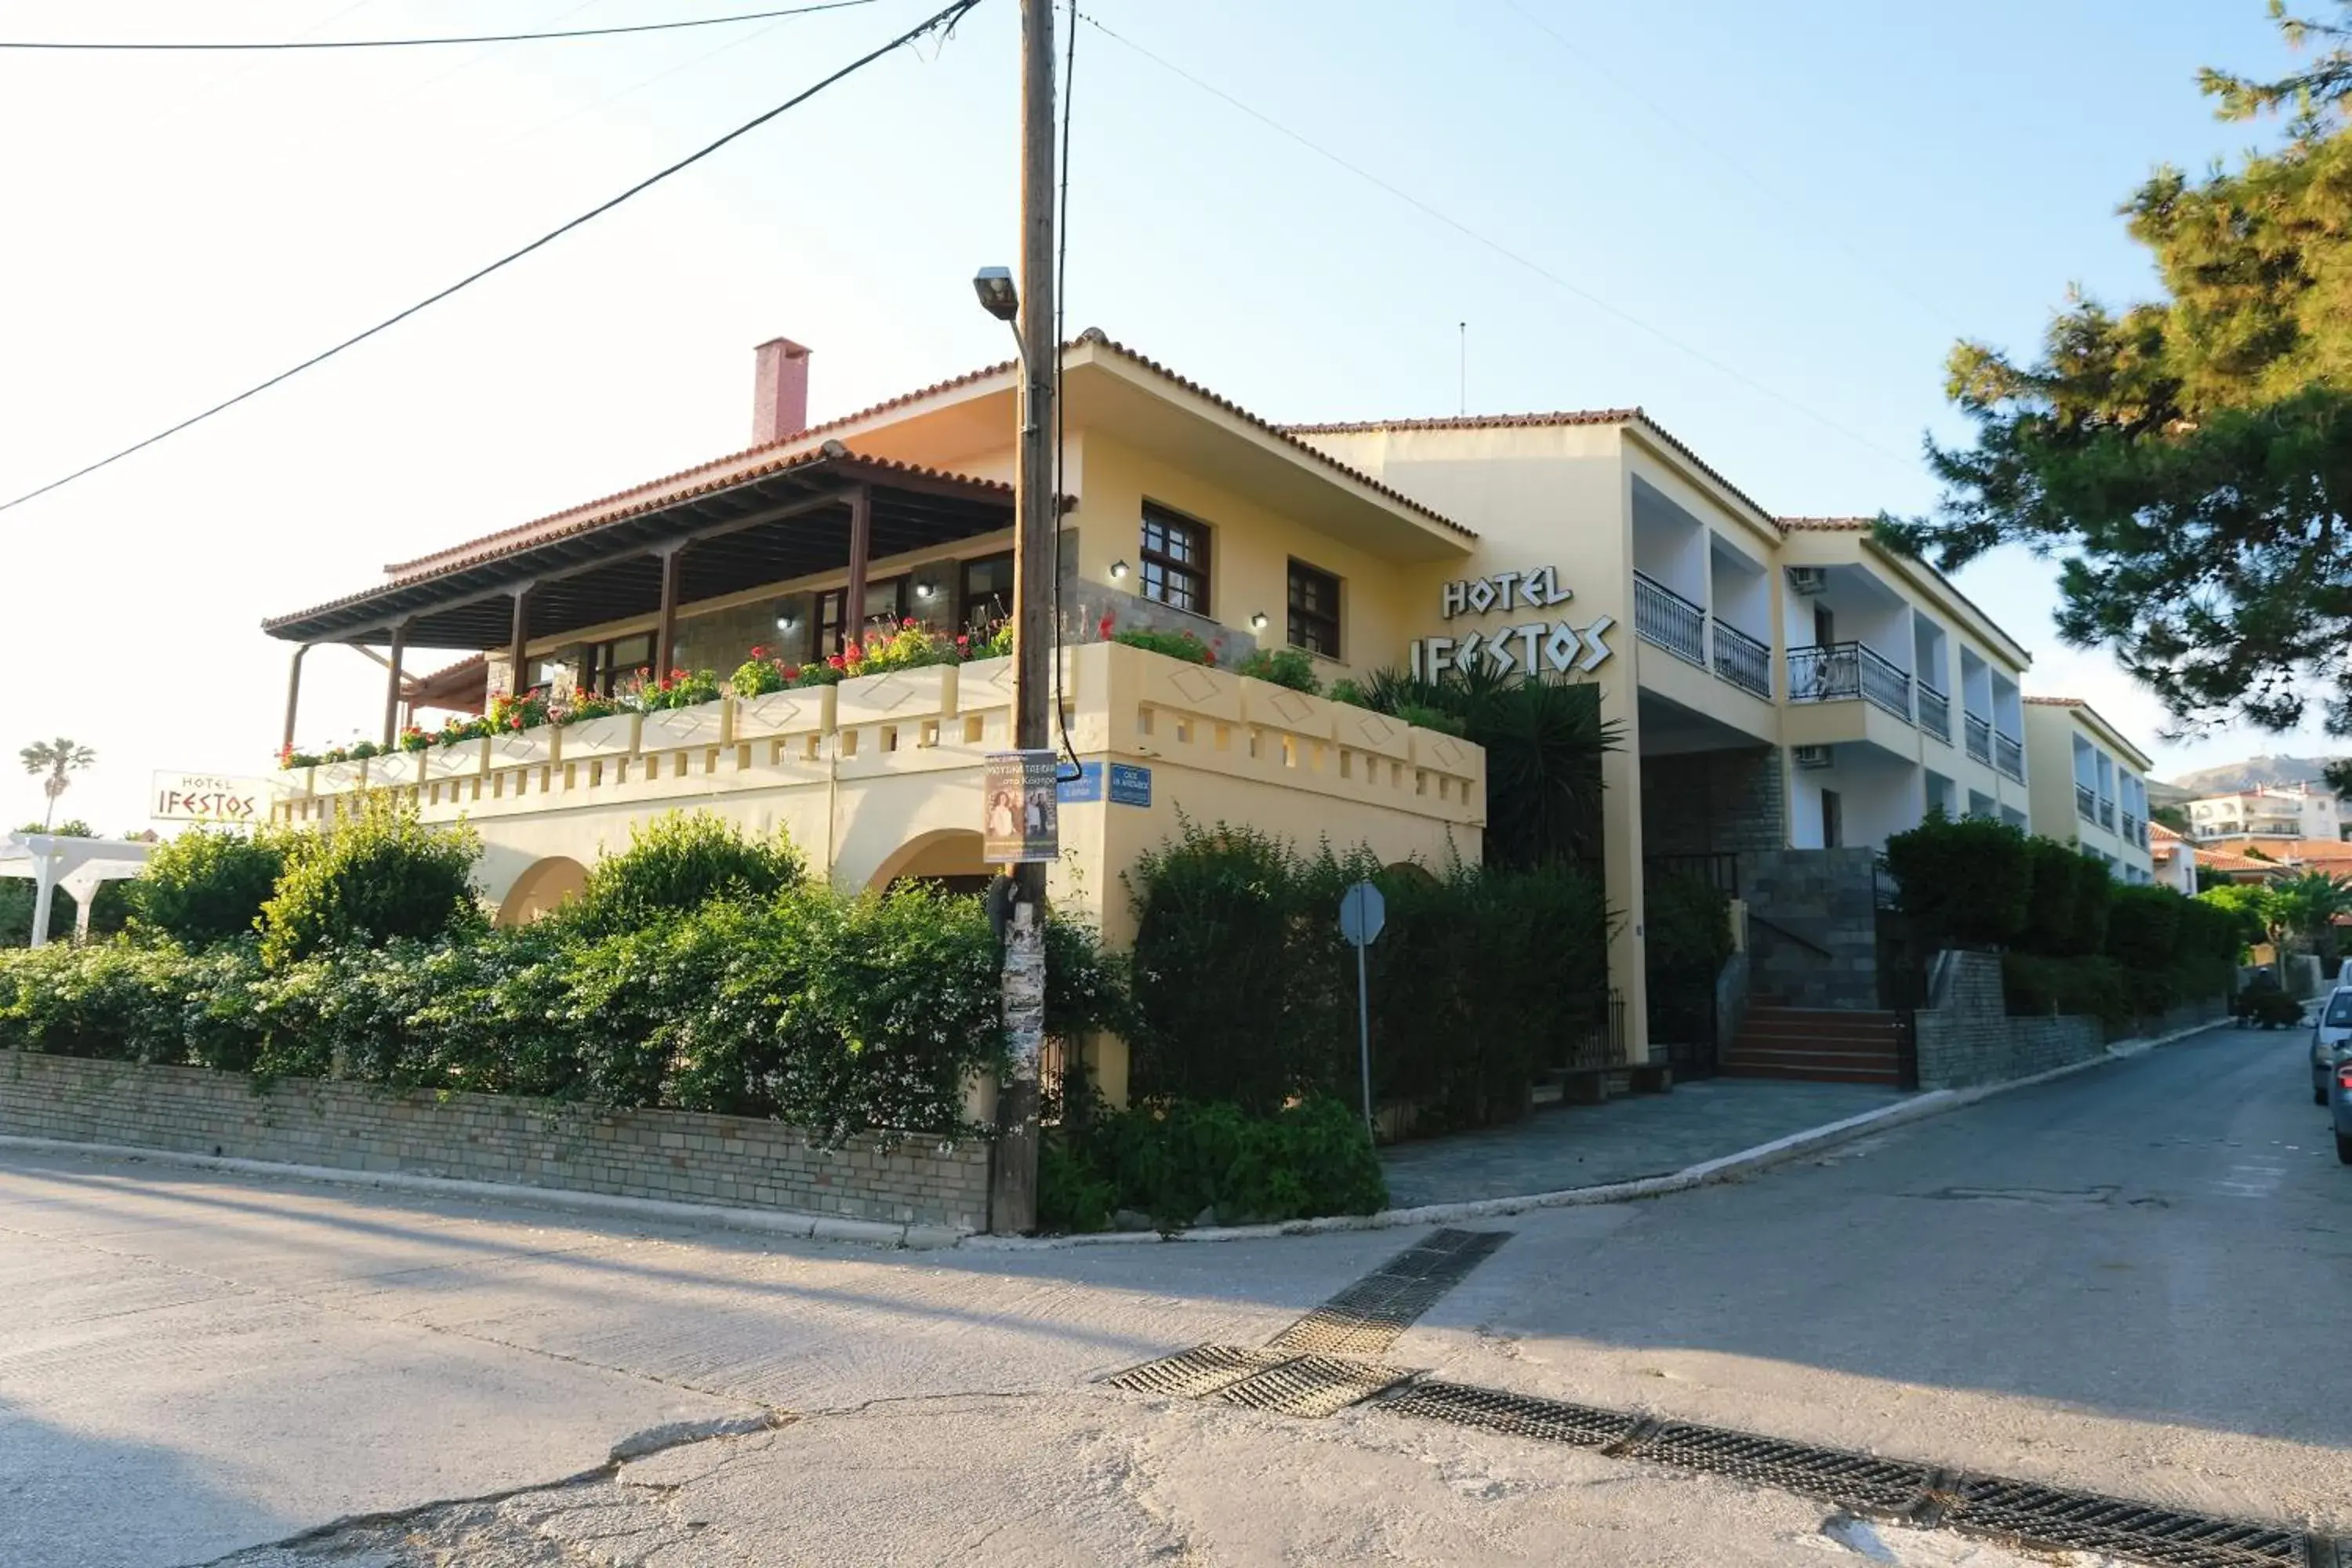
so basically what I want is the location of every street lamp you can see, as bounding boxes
[972,266,1019,321]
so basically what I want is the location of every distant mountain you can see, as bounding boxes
[2157,754,2347,797]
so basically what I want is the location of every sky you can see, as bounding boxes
[0,0,2332,833]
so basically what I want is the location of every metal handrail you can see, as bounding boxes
[1857,644,1914,721]
[1917,683,1951,740]
[1710,621,1771,699]
[2098,798,2116,831]
[2075,782,2096,821]
[1632,572,1707,667]
[1994,730,2024,782]
[1965,712,1992,764]
[1788,641,1912,723]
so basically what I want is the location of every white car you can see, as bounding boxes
[2311,986,2352,1105]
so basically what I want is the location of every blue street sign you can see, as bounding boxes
[1108,763,1153,808]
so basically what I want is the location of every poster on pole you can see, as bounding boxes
[982,750,1060,864]
[150,772,278,826]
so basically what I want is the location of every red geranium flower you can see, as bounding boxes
[1097,612,1115,640]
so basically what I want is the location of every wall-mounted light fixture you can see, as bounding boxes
[1109,559,1131,580]
[1250,612,1270,632]
[914,582,936,601]
[775,609,800,632]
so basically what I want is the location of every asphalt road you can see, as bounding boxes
[0,1022,2343,1566]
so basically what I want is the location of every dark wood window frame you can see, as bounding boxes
[960,550,1015,630]
[1287,557,1341,658]
[1138,501,1210,616]
[580,630,655,696]
[818,575,909,653]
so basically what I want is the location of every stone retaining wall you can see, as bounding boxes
[1913,952,2228,1091]
[0,1051,992,1232]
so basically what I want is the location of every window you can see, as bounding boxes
[581,632,655,696]
[1138,502,1209,615]
[2325,992,2352,1029]
[960,552,1014,630]
[818,576,906,653]
[1287,559,1341,658]
[1821,789,1843,848]
[1812,604,1836,647]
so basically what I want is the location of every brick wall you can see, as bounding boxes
[0,1051,992,1232]
[1737,847,1882,1009]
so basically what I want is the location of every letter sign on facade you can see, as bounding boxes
[151,772,275,825]
[1410,564,1610,680]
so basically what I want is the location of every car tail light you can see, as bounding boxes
[2340,1065,2352,1091]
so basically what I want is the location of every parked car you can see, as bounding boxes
[2333,1051,2352,1166]
[2312,986,2352,1105]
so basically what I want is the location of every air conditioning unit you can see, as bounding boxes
[1787,566,1829,596]
[1793,745,1834,770]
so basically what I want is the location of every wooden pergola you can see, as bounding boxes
[263,444,1020,749]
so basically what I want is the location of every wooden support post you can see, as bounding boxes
[380,622,408,749]
[844,485,872,653]
[653,543,684,677]
[507,586,534,698]
[281,643,313,757]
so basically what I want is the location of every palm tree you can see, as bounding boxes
[2270,869,2352,964]
[18,738,95,833]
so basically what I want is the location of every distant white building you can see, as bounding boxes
[2184,782,2342,843]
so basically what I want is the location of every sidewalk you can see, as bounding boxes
[1378,1077,1913,1208]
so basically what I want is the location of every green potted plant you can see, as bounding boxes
[731,646,834,742]
[556,687,639,762]
[834,619,962,727]
[628,668,730,752]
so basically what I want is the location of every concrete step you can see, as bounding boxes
[1736,1020,1905,1044]
[1719,1058,1905,1085]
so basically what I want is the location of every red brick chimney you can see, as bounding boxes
[750,336,811,446]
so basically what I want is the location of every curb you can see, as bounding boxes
[0,1135,962,1250]
[0,1018,2227,1253]
[960,1015,2232,1250]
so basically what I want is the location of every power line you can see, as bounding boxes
[0,0,985,517]
[1497,0,1963,339]
[1069,9,1918,477]
[0,2,877,53]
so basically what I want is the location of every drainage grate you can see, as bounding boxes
[1105,1345,1294,1401]
[1623,1422,1934,1515]
[1940,1475,2311,1568]
[1381,1380,1642,1450]
[1213,1355,1410,1419]
[1266,1229,1511,1358]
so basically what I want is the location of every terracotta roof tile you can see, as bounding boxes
[1779,515,1876,531]
[2023,695,2085,707]
[385,330,1475,579]
[267,448,1012,632]
[1285,408,1776,533]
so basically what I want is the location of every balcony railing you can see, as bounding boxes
[1788,641,1913,724]
[1965,712,1992,765]
[1710,621,1771,699]
[2075,782,2096,822]
[2098,797,2116,832]
[1632,572,1707,667]
[1917,683,1951,741]
[2123,811,2143,848]
[1994,730,2024,782]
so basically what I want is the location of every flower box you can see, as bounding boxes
[314,758,369,794]
[487,724,559,770]
[836,664,956,727]
[562,712,639,762]
[425,738,488,781]
[639,698,731,753]
[1330,702,1413,763]
[734,686,836,742]
[953,655,1013,714]
[278,766,316,798]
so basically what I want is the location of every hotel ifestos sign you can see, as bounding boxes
[1408,566,1614,680]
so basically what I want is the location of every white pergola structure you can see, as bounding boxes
[2,832,154,948]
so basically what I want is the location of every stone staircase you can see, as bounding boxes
[1720,1005,1907,1085]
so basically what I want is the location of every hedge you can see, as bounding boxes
[1040,1095,1386,1232]
[1124,821,1610,1129]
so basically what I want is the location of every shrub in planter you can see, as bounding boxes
[2001,951,2128,1028]
[1101,614,1218,666]
[729,646,802,698]
[1643,873,1733,972]
[1040,1095,1386,1232]
[623,669,724,712]
[558,812,804,940]
[130,826,290,949]
[1882,811,2031,949]
[2104,884,2183,972]
[257,798,482,967]
[1236,645,1322,695]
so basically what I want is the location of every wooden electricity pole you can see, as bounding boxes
[989,0,1058,1235]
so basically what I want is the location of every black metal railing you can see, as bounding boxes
[2098,797,2116,831]
[1633,572,1708,667]
[1995,730,2024,782]
[1965,712,1992,765]
[2075,782,2096,822]
[1917,682,1951,741]
[1647,851,1740,898]
[1710,621,1771,699]
[1786,641,1913,723]
[2123,811,2143,847]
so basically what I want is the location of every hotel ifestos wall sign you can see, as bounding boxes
[1408,566,1614,679]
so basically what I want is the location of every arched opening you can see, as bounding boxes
[868,829,992,897]
[498,855,588,927]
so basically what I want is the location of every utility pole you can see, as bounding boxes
[989,0,1058,1235]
